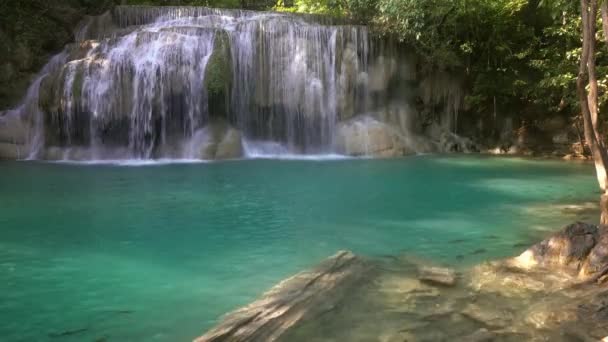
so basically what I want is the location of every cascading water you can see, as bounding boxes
[27,7,374,160]
[5,6,464,161]
[0,52,67,159]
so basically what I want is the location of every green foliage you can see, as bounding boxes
[0,0,605,129]
[277,0,602,125]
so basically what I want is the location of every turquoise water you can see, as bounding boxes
[0,156,598,341]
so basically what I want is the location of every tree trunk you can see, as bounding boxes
[578,0,608,224]
[601,1,608,48]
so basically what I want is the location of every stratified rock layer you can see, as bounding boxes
[195,251,369,342]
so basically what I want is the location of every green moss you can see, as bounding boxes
[204,30,233,118]
[204,30,233,96]
[71,64,86,103]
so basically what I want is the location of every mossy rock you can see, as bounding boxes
[71,63,86,105]
[38,67,65,115]
[204,30,233,118]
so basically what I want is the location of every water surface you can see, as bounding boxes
[0,156,597,341]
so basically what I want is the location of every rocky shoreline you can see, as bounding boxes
[196,222,608,341]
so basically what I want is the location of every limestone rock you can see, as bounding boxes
[461,303,512,328]
[0,142,28,160]
[510,222,608,280]
[439,130,478,153]
[337,43,358,120]
[524,301,578,329]
[215,127,244,160]
[335,116,414,157]
[43,147,64,161]
[418,266,457,286]
[187,119,243,160]
[457,328,496,342]
[469,262,549,297]
[583,225,608,276]
[195,251,369,342]
[0,113,29,145]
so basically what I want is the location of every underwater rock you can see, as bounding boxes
[196,251,369,342]
[456,328,496,342]
[461,303,512,328]
[469,262,555,297]
[418,266,457,287]
[524,300,578,329]
[335,116,414,157]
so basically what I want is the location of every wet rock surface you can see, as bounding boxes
[418,266,457,286]
[509,221,608,280]
[195,251,370,342]
[335,116,415,157]
[189,119,244,160]
[199,223,608,341]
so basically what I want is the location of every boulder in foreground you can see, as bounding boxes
[510,221,608,282]
[195,251,369,342]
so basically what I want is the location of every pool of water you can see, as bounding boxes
[0,155,598,341]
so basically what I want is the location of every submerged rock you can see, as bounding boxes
[524,300,578,329]
[418,266,457,286]
[197,236,608,341]
[461,303,512,328]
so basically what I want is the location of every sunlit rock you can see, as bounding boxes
[461,303,513,328]
[508,222,606,280]
[418,266,457,286]
[195,251,369,342]
[375,273,440,314]
[524,300,578,329]
[335,116,414,157]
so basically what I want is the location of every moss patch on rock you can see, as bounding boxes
[204,30,233,118]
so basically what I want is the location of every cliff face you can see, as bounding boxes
[0,0,115,109]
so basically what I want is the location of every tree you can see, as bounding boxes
[577,0,608,223]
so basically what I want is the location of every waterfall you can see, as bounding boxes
[0,52,67,159]
[4,6,463,161]
[29,6,373,160]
